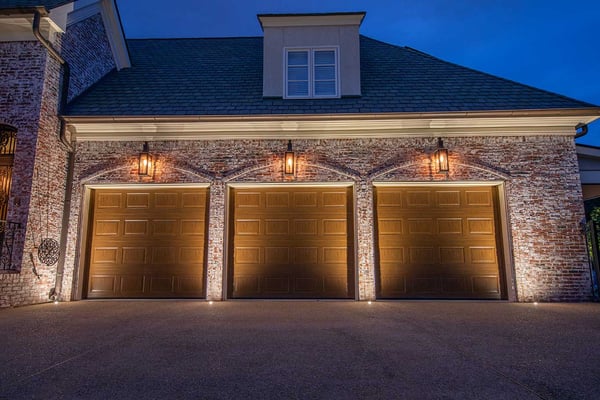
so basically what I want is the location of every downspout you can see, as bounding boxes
[574,122,598,298]
[32,10,75,302]
[575,123,589,139]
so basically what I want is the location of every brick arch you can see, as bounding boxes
[368,154,511,182]
[79,159,215,185]
[223,158,361,183]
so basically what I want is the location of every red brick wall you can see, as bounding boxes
[62,136,590,302]
[0,14,116,308]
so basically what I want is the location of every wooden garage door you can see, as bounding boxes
[229,186,354,299]
[86,188,208,298]
[376,185,504,299]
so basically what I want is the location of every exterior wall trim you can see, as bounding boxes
[67,115,599,141]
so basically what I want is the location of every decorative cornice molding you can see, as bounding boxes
[65,109,600,141]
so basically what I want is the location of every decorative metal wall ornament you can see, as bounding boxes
[34,164,60,266]
[38,237,60,265]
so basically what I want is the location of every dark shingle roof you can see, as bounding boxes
[65,35,597,116]
[0,0,72,9]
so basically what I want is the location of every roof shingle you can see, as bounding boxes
[65,35,597,116]
[0,0,72,9]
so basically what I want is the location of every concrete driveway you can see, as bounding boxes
[1,301,599,399]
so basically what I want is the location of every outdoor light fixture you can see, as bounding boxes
[434,137,449,173]
[138,141,153,176]
[284,140,295,175]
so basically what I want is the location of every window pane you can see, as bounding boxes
[315,65,335,80]
[288,81,309,96]
[314,50,335,65]
[315,81,336,96]
[288,51,308,66]
[288,66,308,80]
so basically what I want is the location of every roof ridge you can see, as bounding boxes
[401,46,598,108]
[126,36,263,42]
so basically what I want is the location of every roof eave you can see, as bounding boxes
[64,107,600,142]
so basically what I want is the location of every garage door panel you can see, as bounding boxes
[96,192,122,209]
[182,192,207,208]
[124,220,148,236]
[155,192,178,208]
[265,219,290,235]
[86,188,207,298]
[323,191,347,207]
[436,190,461,206]
[439,247,466,264]
[465,190,493,206]
[177,275,204,293]
[230,186,353,299]
[442,276,468,293]
[149,276,175,293]
[472,276,500,294]
[380,275,407,294]
[95,220,120,236]
[89,275,116,294]
[376,185,503,299]
[92,247,119,264]
[266,192,290,207]
[126,192,150,208]
[437,219,462,234]
[120,275,145,294]
[467,218,495,235]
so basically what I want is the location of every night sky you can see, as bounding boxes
[116,0,600,145]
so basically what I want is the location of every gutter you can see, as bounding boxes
[31,9,75,302]
[575,123,589,139]
[62,107,600,124]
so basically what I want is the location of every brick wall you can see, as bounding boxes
[0,13,116,308]
[61,13,116,101]
[0,39,65,307]
[63,135,591,302]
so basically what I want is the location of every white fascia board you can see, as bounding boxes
[0,13,62,41]
[258,13,365,29]
[576,144,600,158]
[580,171,600,185]
[66,111,600,142]
[66,0,101,26]
[99,0,130,69]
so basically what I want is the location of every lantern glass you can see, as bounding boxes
[138,142,152,176]
[284,140,295,175]
[435,138,449,173]
[285,150,294,175]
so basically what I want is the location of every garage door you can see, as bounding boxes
[375,185,504,299]
[229,186,354,299]
[86,187,208,298]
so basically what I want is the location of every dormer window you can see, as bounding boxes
[285,48,339,99]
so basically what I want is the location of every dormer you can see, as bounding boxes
[258,12,365,99]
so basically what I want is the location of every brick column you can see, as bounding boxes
[356,180,376,300]
[206,180,225,300]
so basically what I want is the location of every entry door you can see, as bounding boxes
[376,185,504,299]
[229,186,354,299]
[86,187,208,298]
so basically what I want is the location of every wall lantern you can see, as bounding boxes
[284,140,295,175]
[138,141,153,176]
[434,137,449,173]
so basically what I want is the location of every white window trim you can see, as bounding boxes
[284,47,340,99]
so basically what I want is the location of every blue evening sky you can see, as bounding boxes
[117,0,600,145]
